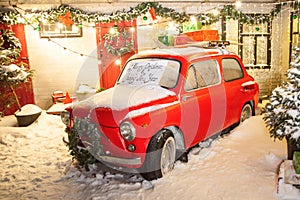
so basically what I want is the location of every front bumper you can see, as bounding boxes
[73,116,143,168]
[99,155,141,166]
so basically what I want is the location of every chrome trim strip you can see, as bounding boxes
[99,155,142,165]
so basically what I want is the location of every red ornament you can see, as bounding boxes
[63,92,72,104]
[59,12,74,27]
[149,7,157,21]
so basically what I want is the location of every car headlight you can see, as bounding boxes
[61,110,71,126]
[119,121,136,141]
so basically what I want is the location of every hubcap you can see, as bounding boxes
[161,137,176,175]
[241,104,252,123]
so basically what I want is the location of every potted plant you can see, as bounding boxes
[263,46,300,159]
[0,29,40,126]
[294,151,300,174]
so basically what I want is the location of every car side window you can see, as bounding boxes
[184,66,197,91]
[194,60,220,87]
[184,60,220,91]
[222,58,244,82]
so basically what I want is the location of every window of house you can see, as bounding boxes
[238,18,271,69]
[40,22,82,38]
[222,58,244,82]
[184,60,220,91]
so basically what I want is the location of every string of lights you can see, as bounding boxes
[1,1,299,59]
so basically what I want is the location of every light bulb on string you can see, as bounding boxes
[57,23,63,29]
[17,16,25,24]
[235,1,242,8]
[213,9,219,17]
[130,27,135,32]
[190,16,197,23]
[115,58,121,66]
[109,27,115,34]
[168,21,175,29]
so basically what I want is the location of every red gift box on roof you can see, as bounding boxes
[175,30,219,45]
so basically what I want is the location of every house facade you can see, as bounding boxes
[0,0,296,111]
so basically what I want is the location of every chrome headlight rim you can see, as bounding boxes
[61,110,71,126]
[119,121,136,141]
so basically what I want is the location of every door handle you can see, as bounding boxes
[182,95,192,101]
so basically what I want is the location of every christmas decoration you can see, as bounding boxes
[63,127,96,171]
[263,46,300,158]
[58,11,74,26]
[0,29,33,114]
[103,27,134,56]
[2,2,298,27]
[63,92,72,104]
[0,29,22,65]
[149,7,157,21]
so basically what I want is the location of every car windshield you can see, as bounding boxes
[117,58,180,89]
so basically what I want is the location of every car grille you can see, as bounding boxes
[74,117,104,157]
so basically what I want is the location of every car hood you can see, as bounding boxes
[72,84,177,127]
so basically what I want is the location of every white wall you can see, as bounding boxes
[25,23,99,109]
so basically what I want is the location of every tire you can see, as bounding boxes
[140,130,176,180]
[240,104,253,123]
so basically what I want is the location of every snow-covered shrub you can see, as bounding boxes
[0,29,33,114]
[263,47,300,146]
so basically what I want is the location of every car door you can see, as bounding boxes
[180,59,225,148]
[221,57,247,126]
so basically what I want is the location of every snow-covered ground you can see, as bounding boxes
[0,111,297,200]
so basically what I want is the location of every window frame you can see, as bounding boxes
[238,17,271,69]
[222,58,245,82]
[117,57,181,89]
[184,59,221,91]
[290,12,300,62]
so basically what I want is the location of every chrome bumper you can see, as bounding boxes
[99,155,142,166]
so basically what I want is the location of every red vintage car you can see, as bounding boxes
[61,41,259,180]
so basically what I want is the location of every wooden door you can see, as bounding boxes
[95,20,138,89]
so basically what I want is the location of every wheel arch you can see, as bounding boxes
[243,100,255,116]
[147,125,185,152]
[164,126,186,151]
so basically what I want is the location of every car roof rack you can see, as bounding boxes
[187,40,231,54]
[208,40,230,48]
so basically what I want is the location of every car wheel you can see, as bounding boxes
[140,130,176,180]
[240,104,253,123]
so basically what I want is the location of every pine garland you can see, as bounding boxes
[63,128,96,171]
[1,2,299,26]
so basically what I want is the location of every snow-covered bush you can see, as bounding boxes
[0,29,33,114]
[263,47,300,146]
